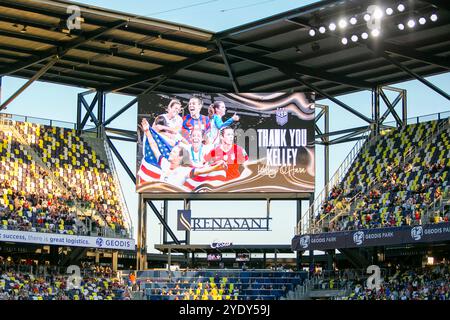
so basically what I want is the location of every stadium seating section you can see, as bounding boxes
[315,119,450,233]
[0,269,130,300]
[137,270,306,300]
[0,119,128,237]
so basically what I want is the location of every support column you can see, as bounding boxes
[112,251,118,272]
[136,194,147,270]
[163,200,168,244]
[263,253,267,269]
[402,89,407,126]
[324,105,330,190]
[372,88,381,137]
[97,90,105,138]
[76,95,82,132]
[274,249,278,269]
[184,199,191,245]
[309,194,314,275]
[296,199,302,270]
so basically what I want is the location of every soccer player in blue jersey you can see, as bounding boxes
[181,96,210,143]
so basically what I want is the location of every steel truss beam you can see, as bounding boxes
[370,50,450,101]
[146,200,180,245]
[226,49,372,89]
[104,135,136,184]
[216,40,240,93]
[0,20,126,76]
[0,57,57,110]
[102,50,219,92]
[79,92,99,130]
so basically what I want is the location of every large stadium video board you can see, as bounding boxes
[136,93,315,195]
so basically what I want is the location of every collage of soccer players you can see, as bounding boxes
[136,93,315,194]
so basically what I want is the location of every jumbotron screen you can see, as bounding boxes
[136,93,315,194]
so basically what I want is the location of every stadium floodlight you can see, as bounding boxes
[386,7,393,15]
[398,23,405,30]
[341,37,348,45]
[338,19,347,29]
[319,26,326,33]
[364,14,371,22]
[309,29,316,36]
[397,4,405,12]
[373,7,383,19]
[419,17,426,25]
[407,19,416,28]
[329,23,336,31]
[349,17,357,25]
[430,14,438,22]
[351,35,358,42]
[361,32,368,39]
[371,29,380,37]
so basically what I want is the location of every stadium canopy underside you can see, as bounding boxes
[155,244,294,254]
[0,0,448,100]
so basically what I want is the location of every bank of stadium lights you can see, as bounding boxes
[319,26,326,34]
[430,14,438,22]
[361,32,368,40]
[364,13,371,22]
[419,17,426,25]
[338,19,347,29]
[397,4,405,12]
[351,35,358,42]
[349,17,357,25]
[309,29,316,37]
[328,22,336,31]
[341,37,348,45]
[407,19,416,28]
[398,23,405,30]
[386,7,393,15]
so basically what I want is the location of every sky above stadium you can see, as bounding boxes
[1,0,450,259]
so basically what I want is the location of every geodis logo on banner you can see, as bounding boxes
[299,235,310,249]
[353,231,365,246]
[411,226,423,241]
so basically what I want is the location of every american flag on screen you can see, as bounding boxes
[137,127,227,191]
[137,127,171,183]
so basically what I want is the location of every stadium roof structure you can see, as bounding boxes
[0,0,449,102]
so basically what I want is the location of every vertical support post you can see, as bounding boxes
[274,249,278,269]
[76,94,82,133]
[327,250,334,272]
[112,251,118,272]
[97,90,105,138]
[168,248,172,271]
[402,89,407,126]
[266,199,271,231]
[263,252,267,269]
[309,194,314,275]
[184,199,191,245]
[324,105,330,192]
[373,87,381,136]
[296,199,302,270]
[136,194,147,270]
[163,200,168,244]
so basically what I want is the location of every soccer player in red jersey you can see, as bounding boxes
[205,127,248,181]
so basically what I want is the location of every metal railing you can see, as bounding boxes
[0,112,95,130]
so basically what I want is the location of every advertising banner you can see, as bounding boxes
[292,222,450,251]
[0,229,135,250]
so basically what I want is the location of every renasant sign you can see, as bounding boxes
[136,92,315,196]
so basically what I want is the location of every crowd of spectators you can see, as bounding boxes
[316,158,449,232]
[342,263,450,300]
[0,120,129,237]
